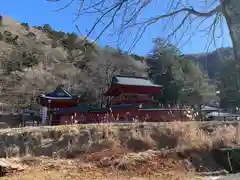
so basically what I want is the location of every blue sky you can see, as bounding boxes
[0,0,232,56]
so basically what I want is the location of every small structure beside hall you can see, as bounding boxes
[39,85,79,108]
[38,85,80,125]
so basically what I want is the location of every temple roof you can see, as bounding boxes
[46,86,72,97]
[41,86,78,100]
[112,75,162,87]
[104,75,162,96]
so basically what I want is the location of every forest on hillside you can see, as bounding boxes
[0,16,238,112]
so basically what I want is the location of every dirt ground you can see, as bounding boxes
[0,154,201,180]
[1,166,199,180]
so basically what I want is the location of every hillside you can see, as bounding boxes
[185,47,233,81]
[0,16,147,112]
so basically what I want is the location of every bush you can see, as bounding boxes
[5,37,14,43]
[52,30,65,39]
[4,30,12,36]
[21,23,29,30]
[0,32,3,41]
[60,34,78,50]
[33,26,42,30]
[68,32,78,41]
[51,41,58,48]
[26,32,36,38]
[0,15,2,26]
[22,52,39,67]
[131,54,145,62]
[5,60,20,73]
[43,24,52,33]
[4,34,18,45]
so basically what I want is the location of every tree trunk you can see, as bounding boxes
[222,0,240,60]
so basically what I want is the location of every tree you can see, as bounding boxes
[94,60,117,107]
[147,40,183,104]
[21,23,29,30]
[0,15,2,26]
[150,38,181,57]
[147,38,215,105]
[43,24,53,33]
[219,59,240,108]
[0,32,3,41]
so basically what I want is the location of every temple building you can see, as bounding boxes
[38,85,80,125]
[37,75,189,125]
[39,85,79,108]
[104,75,162,106]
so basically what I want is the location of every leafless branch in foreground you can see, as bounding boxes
[47,0,224,52]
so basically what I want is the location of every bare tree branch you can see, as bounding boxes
[53,0,75,12]
[46,0,229,54]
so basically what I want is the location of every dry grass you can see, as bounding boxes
[0,121,239,158]
[0,121,239,179]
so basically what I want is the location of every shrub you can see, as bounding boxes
[4,30,12,36]
[4,34,18,45]
[33,26,43,30]
[21,22,29,30]
[0,15,2,26]
[51,41,58,48]
[5,60,20,73]
[52,30,65,39]
[43,24,52,33]
[61,34,78,50]
[131,54,145,62]
[5,37,14,43]
[22,52,39,67]
[0,32,3,41]
[26,32,36,38]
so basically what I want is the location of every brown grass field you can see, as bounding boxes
[0,121,239,179]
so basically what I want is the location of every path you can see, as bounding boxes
[206,174,240,180]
